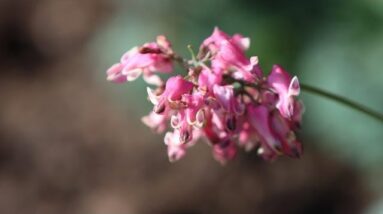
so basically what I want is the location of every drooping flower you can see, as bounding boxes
[169,92,206,144]
[106,35,174,86]
[212,139,237,164]
[164,129,201,162]
[182,93,206,128]
[170,111,194,143]
[106,63,127,83]
[213,85,244,132]
[268,65,300,118]
[198,67,222,95]
[270,110,302,158]
[213,85,244,115]
[164,130,187,162]
[141,110,169,133]
[202,27,250,52]
[247,105,282,158]
[147,75,194,114]
[213,41,261,81]
[247,105,302,159]
[202,27,262,81]
[107,28,304,164]
[238,121,260,152]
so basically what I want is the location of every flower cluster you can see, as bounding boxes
[107,27,304,164]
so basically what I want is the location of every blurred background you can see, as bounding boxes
[0,0,382,213]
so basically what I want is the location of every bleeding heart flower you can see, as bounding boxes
[164,129,201,162]
[164,130,186,162]
[202,27,250,52]
[212,139,237,164]
[213,85,244,115]
[106,36,174,86]
[106,63,126,83]
[141,110,169,133]
[268,65,300,118]
[147,75,194,114]
[202,27,263,81]
[247,105,302,159]
[198,67,222,95]
[107,28,304,164]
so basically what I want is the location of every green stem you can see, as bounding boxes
[300,83,383,122]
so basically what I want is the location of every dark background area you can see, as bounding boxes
[0,0,382,213]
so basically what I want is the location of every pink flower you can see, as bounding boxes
[107,28,304,163]
[106,63,126,83]
[247,105,282,157]
[213,85,244,114]
[198,67,222,95]
[202,108,238,164]
[141,110,169,133]
[170,112,194,143]
[268,65,300,118]
[164,129,201,162]
[213,85,245,132]
[202,27,250,52]
[164,130,187,162]
[202,27,262,81]
[182,93,206,127]
[212,139,237,164]
[213,85,244,115]
[148,75,194,114]
[106,35,174,86]
[270,111,302,158]
[170,93,206,143]
[247,105,302,159]
[202,110,224,145]
[213,41,261,81]
[238,121,259,152]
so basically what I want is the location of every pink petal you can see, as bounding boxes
[141,111,167,133]
[164,131,186,162]
[147,87,159,105]
[288,76,300,96]
[125,68,143,81]
[247,105,283,153]
[106,63,126,83]
[232,34,250,50]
